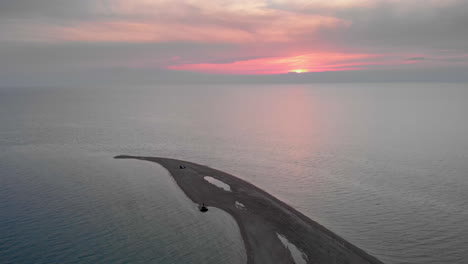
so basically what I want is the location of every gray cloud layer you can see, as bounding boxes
[1,0,468,85]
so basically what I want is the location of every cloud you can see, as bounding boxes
[272,0,462,12]
[316,0,468,51]
[168,52,386,74]
[270,0,373,10]
[405,54,468,64]
[406,57,426,61]
[0,0,95,20]
[1,0,468,80]
[3,0,467,50]
[0,42,234,73]
[16,2,349,45]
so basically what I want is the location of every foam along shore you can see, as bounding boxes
[115,155,384,264]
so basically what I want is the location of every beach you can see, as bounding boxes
[115,155,384,264]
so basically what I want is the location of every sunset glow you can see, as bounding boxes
[2,0,467,78]
[292,69,308,73]
[168,53,380,75]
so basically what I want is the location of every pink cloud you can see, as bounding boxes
[46,0,350,44]
[168,53,382,74]
[51,21,255,43]
[50,15,348,44]
[9,0,463,75]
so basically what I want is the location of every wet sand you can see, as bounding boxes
[115,155,384,264]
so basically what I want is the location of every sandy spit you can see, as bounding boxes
[115,155,384,264]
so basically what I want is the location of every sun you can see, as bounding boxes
[291,69,308,73]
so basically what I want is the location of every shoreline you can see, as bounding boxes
[115,155,384,264]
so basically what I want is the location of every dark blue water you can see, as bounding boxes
[0,149,246,264]
[1,83,468,263]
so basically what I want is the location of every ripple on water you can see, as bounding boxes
[0,150,247,264]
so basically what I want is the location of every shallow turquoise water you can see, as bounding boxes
[1,83,468,263]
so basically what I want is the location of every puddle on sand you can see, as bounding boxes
[204,176,231,192]
[235,201,246,209]
[277,233,308,264]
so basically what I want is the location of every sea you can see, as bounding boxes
[1,83,467,264]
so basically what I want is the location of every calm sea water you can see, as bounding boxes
[1,83,467,264]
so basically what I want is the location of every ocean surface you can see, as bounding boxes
[1,83,467,264]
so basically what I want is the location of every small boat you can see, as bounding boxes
[199,203,208,212]
[179,165,186,169]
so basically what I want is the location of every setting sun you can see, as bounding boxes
[292,69,308,73]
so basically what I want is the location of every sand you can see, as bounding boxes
[115,155,384,264]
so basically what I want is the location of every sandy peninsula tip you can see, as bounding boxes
[114,155,384,264]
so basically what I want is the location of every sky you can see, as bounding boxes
[1,0,468,85]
